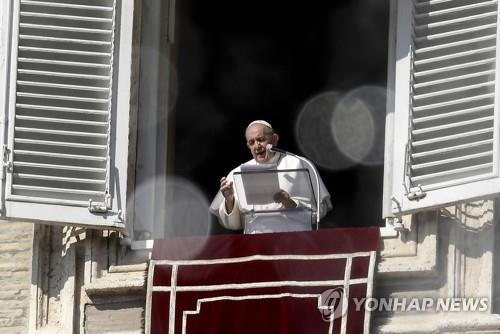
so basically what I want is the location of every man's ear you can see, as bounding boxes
[272,133,279,144]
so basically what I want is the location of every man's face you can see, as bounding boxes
[245,124,278,163]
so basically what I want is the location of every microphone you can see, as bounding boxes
[265,144,288,155]
[265,144,322,229]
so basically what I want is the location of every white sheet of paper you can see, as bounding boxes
[235,164,280,206]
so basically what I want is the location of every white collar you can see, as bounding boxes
[256,152,281,165]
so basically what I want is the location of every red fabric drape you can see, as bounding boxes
[150,227,379,334]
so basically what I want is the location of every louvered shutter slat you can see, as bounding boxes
[14,150,107,162]
[19,58,110,68]
[15,132,106,143]
[415,58,495,78]
[412,151,492,169]
[14,174,105,191]
[7,0,117,206]
[413,104,494,122]
[412,93,494,112]
[20,24,112,34]
[17,104,108,115]
[412,126,493,147]
[414,81,494,100]
[412,115,494,135]
[412,139,493,158]
[15,115,107,126]
[410,163,493,183]
[17,93,108,103]
[19,46,111,57]
[20,12,113,23]
[415,11,496,29]
[14,138,107,150]
[12,184,103,196]
[20,35,112,46]
[414,70,495,90]
[14,161,106,173]
[18,82,109,92]
[21,1,114,11]
[15,173,105,184]
[414,46,496,67]
[414,1,497,17]
[415,35,496,54]
[414,23,497,43]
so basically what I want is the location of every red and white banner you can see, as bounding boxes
[147,228,379,334]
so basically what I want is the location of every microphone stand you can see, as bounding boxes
[266,145,321,230]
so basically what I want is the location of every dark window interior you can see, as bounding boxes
[173,1,390,233]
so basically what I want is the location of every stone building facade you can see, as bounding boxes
[1,0,500,333]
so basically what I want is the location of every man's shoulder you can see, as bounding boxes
[278,154,302,168]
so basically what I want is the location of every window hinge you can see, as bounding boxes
[2,145,12,174]
[115,209,124,223]
[88,193,112,213]
[391,196,403,216]
[406,184,426,201]
[87,194,124,223]
[386,216,405,234]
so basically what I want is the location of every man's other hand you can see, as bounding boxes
[273,190,297,209]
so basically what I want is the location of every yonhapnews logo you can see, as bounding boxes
[319,287,348,321]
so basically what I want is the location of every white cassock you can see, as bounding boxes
[210,152,332,234]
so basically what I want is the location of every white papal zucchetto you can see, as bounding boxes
[246,120,273,130]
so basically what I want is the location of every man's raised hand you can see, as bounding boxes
[220,177,235,213]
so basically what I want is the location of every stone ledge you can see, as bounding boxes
[85,271,147,296]
[377,212,438,278]
[372,313,500,334]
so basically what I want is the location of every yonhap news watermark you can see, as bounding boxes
[319,288,489,321]
[352,296,489,312]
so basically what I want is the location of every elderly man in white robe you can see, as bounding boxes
[211,120,332,234]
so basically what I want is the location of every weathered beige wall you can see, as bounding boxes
[374,201,500,333]
[84,298,144,334]
[0,221,32,334]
